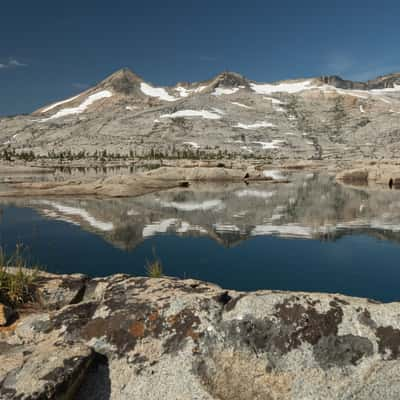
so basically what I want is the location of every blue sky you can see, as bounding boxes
[1,0,400,116]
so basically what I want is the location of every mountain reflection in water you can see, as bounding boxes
[2,172,400,302]
[3,172,400,248]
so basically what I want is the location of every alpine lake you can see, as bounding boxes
[1,167,400,302]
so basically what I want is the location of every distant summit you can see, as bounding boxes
[98,68,145,96]
[319,72,400,90]
[209,71,250,89]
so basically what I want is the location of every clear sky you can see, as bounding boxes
[1,0,400,116]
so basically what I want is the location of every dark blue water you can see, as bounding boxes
[1,206,400,302]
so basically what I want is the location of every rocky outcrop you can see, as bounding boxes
[337,163,400,188]
[1,272,400,399]
[0,166,275,198]
[319,73,400,90]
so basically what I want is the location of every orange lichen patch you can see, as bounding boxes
[148,311,159,322]
[130,321,145,338]
[186,327,200,341]
[163,310,202,352]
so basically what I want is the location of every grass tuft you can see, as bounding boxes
[145,248,164,278]
[0,244,39,306]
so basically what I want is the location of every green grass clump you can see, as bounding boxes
[145,248,164,278]
[0,244,39,306]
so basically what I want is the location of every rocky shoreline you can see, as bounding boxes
[1,271,400,399]
[0,164,290,198]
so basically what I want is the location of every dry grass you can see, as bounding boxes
[145,248,164,278]
[0,244,39,306]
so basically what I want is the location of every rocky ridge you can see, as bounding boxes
[2,68,400,161]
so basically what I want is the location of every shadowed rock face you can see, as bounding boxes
[319,73,400,90]
[1,273,400,399]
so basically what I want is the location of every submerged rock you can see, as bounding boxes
[1,272,400,399]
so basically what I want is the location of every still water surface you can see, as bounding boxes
[1,172,400,302]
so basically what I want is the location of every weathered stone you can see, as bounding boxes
[2,274,400,399]
[0,342,93,400]
[33,272,88,310]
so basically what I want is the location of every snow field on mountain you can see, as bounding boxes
[160,110,222,120]
[39,90,113,122]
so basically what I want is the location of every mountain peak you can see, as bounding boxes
[210,71,250,89]
[99,68,144,95]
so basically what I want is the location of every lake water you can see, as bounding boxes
[1,171,400,302]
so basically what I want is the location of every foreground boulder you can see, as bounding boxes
[1,273,400,399]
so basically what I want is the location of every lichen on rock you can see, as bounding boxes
[1,272,400,399]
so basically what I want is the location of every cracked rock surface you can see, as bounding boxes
[1,272,400,399]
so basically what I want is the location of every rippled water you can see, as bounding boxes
[2,172,400,302]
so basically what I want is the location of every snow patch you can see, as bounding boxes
[376,96,392,104]
[159,199,224,211]
[211,107,225,115]
[39,91,113,122]
[370,84,400,94]
[142,219,178,237]
[241,146,254,153]
[235,189,275,199]
[235,121,275,130]
[38,201,114,231]
[251,80,315,95]
[263,170,286,180]
[253,140,284,149]
[41,94,81,113]
[142,218,207,237]
[332,89,369,99]
[176,221,207,234]
[160,109,221,120]
[213,224,240,232]
[127,209,140,216]
[175,85,207,97]
[213,87,240,96]
[231,102,253,109]
[263,97,285,105]
[140,82,177,102]
[251,224,313,238]
[175,86,191,98]
[183,141,200,149]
